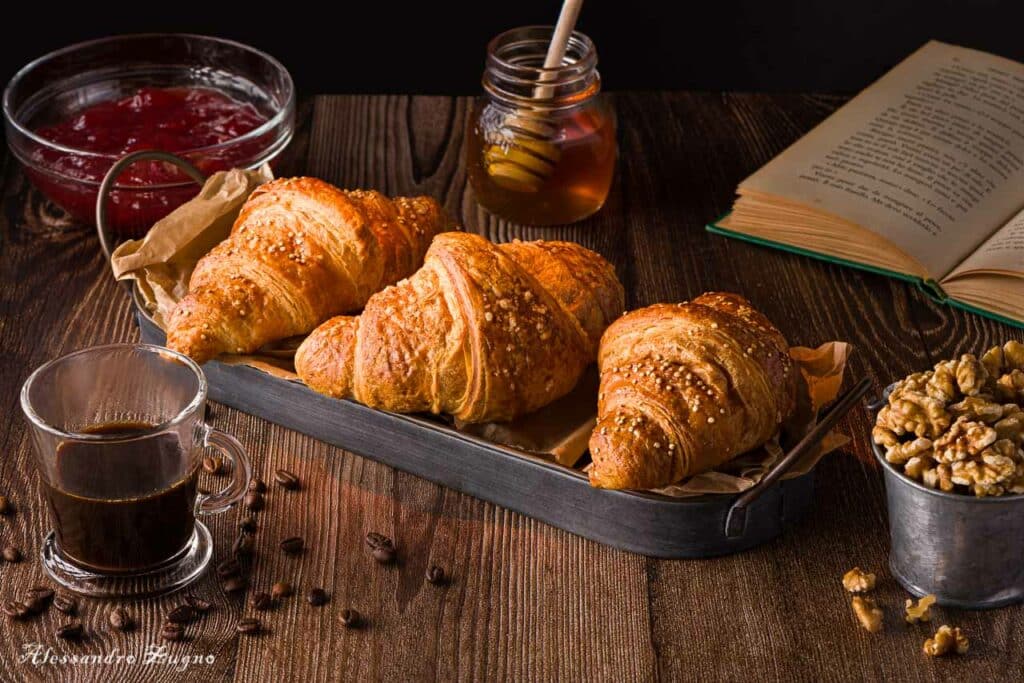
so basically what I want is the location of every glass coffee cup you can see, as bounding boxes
[20,343,252,598]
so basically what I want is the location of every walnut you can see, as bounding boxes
[923,625,968,656]
[851,596,883,633]
[903,456,930,480]
[996,369,1024,402]
[842,567,876,593]
[904,594,936,624]
[994,412,1024,444]
[954,354,987,396]
[932,417,996,463]
[883,392,951,439]
[950,447,1017,497]
[1003,341,1024,370]
[948,396,1003,424]
[921,464,954,492]
[872,425,900,449]
[884,437,932,465]
[926,364,958,402]
[898,371,933,394]
[982,345,1005,379]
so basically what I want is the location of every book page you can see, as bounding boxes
[945,206,1024,280]
[740,41,1024,279]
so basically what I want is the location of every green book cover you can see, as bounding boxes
[706,215,1024,330]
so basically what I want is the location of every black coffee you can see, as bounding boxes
[43,421,198,573]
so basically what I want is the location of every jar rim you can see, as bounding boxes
[484,26,599,108]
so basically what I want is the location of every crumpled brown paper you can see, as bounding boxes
[110,170,852,496]
[111,166,273,328]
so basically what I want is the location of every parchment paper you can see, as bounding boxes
[110,170,852,495]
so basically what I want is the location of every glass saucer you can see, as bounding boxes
[40,522,213,599]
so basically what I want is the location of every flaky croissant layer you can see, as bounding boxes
[166,177,452,363]
[588,293,798,489]
[296,232,624,423]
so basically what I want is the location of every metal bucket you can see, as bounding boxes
[871,390,1024,609]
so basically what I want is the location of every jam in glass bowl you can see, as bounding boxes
[3,34,294,236]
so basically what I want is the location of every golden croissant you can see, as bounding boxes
[166,177,451,363]
[588,293,799,489]
[295,232,624,423]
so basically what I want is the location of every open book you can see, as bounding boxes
[709,41,1024,327]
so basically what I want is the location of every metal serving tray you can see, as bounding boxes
[103,150,842,559]
[133,300,818,558]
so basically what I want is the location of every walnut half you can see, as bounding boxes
[923,625,969,656]
[842,567,877,593]
[904,594,936,624]
[851,596,884,633]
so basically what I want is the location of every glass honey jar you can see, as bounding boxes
[467,26,616,225]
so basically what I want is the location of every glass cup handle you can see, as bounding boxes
[198,426,252,516]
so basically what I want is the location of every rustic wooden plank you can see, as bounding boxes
[0,92,1021,682]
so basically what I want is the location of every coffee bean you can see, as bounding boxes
[0,495,11,515]
[425,565,446,585]
[280,536,304,555]
[340,608,361,628]
[109,607,133,631]
[372,546,396,564]
[306,588,329,606]
[274,469,299,490]
[202,455,224,475]
[222,575,248,594]
[271,581,293,599]
[23,597,48,615]
[249,592,273,611]
[160,622,184,642]
[2,601,30,620]
[244,491,265,511]
[364,532,393,551]
[365,532,396,564]
[216,557,242,579]
[23,587,53,615]
[167,605,196,624]
[184,595,212,613]
[53,593,77,615]
[236,617,261,635]
[26,586,54,602]
[56,621,83,640]
[248,478,267,494]
[233,532,255,557]
[239,516,257,533]
[2,545,22,563]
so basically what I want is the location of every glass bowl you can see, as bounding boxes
[3,34,294,236]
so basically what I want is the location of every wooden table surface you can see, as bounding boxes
[1,92,1021,682]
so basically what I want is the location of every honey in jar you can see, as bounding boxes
[467,27,616,225]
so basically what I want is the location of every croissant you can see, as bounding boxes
[295,232,624,423]
[166,177,451,363]
[588,293,799,489]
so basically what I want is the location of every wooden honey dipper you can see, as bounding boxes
[485,0,584,193]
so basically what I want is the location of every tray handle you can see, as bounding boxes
[95,150,207,265]
[724,376,873,539]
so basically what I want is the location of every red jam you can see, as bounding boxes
[29,87,270,234]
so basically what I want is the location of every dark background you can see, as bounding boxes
[2,2,1024,95]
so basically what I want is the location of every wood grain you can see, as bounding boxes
[0,92,1022,682]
